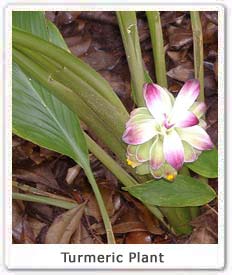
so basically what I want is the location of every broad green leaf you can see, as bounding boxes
[123,175,216,207]
[12,11,48,40]
[12,11,68,50]
[186,148,218,178]
[12,11,89,169]
[13,63,89,169]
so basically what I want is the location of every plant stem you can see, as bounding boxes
[116,11,146,106]
[190,11,204,102]
[85,167,115,244]
[190,11,208,191]
[12,192,77,209]
[146,11,168,88]
[12,181,76,203]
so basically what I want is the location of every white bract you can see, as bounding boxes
[122,79,214,181]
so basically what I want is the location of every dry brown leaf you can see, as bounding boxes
[112,221,146,234]
[12,201,24,242]
[69,36,92,57]
[167,49,189,65]
[82,192,101,222]
[137,18,149,42]
[125,231,152,244]
[168,26,193,50]
[79,11,117,25]
[186,227,217,244]
[81,183,117,222]
[203,11,218,25]
[167,61,194,82]
[71,224,102,244]
[161,11,185,27]
[186,209,218,244]
[12,137,35,166]
[13,165,61,191]
[121,192,163,235]
[27,217,46,239]
[12,201,36,244]
[21,216,36,244]
[55,11,81,26]
[45,203,86,244]
[26,203,54,223]
[81,50,121,71]
[100,70,131,100]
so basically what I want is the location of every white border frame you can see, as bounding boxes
[3,2,225,270]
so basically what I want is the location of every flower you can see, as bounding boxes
[122,79,214,180]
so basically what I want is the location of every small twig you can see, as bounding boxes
[205,204,218,216]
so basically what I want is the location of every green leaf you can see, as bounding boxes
[123,175,216,207]
[186,148,218,178]
[12,11,89,169]
[12,11,48,40]
[13,63,89,169]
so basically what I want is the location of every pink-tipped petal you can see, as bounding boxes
[176,125,214,150]
[122,119,157,145]
[143,83,172,121]
[189,102,207,118]
[172,79,200,115]
[163,130,184,170]
[174,111,199,128]
[150,137,164,169]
